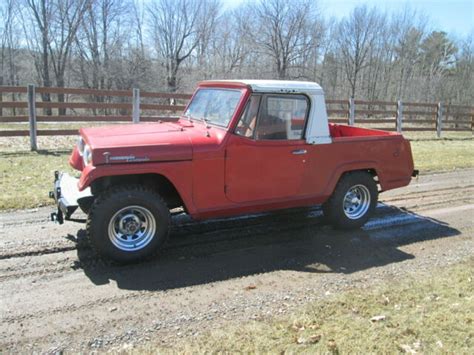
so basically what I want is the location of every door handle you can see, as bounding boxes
[292,149,307,155]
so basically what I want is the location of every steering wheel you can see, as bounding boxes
[236,115,257,137]
[238,119,252,131]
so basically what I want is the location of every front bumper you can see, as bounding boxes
[50,171,92,224]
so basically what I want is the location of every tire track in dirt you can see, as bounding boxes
[0,193,472,284]
[2,202,473,326]
[1,183,472,261]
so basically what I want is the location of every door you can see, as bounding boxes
[225,94,310,203]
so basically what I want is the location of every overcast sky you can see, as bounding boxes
[223,0,474,38]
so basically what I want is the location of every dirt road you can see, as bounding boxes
[1,169,473,352]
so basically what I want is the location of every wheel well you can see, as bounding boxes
[90,173,184,209]
[341,168,379,183]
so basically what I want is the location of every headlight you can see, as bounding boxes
[77,137,85,156]
[83,144,92,166]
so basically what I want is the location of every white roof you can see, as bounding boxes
[206,80,324,94]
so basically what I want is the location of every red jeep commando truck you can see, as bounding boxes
[51,80,417,263]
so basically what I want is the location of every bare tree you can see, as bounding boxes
[49,0,88,113]
[22,0,88,113]
[1,0,19,87]
[246,0,321,79]
[21,0,53,113]
[0,0,470,106]
[420,31,458,100]
[195,0,219,72]
[75,0,129,90]
[205,8,248,79]
[448,34,474,104]
[1,0,23,116]
[336,5,383,98]
[148,0,217,92]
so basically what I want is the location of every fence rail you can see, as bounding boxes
[0,85,472,150]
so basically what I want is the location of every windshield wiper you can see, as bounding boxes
[182,114,194,122]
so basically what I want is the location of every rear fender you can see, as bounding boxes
[322,161,382,197]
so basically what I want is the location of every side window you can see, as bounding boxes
[255,95,309,140]
[235,95,261,138]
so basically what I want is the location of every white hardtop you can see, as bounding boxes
[207,79,324,95]
[202,79,331,145]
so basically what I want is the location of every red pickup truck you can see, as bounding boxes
[51,80,417,262]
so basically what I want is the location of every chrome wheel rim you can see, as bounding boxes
[108,205,156,252]
[343,184,371,220]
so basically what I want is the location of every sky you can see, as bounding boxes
[223,0,474,38]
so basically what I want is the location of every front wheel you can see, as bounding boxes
[86,185,170,263]
[322,172,378,229]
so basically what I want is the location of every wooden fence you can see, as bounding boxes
[0,85,472,150]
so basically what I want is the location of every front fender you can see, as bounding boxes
[69,146,84,171]
[77,161,196,214]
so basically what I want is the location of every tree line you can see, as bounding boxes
[1,0,473,105]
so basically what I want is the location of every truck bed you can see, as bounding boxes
[329,123,398,139]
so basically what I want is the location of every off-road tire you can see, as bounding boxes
[322,171,378,230]
[86,185,170,263]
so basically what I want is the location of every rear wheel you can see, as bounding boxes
[322,172,378,229]
[87,185,170,263]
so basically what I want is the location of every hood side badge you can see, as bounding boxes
[103,152,150,164]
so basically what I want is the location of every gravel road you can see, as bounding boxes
[1,169,473,352]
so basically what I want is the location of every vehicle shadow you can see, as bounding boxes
[0,149,71,157]
[74,204,460,291]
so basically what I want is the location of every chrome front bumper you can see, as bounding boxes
[50,171,92,224]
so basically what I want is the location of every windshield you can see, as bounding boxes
[184,88,242,127]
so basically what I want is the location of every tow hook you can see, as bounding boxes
[51,211,64,224]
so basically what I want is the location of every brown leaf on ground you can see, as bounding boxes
[291,320,305,332]
[295,334,322,345]
[327,339,338,352]
[307,334,322,344]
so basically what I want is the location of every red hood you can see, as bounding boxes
[81,121,195,165]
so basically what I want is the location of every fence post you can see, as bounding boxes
[436,102,443,138]
[348,98,355,126]
[27,84,37,151]
[132,88,140,123]
[396,100,403,133]
[471,111,474,135]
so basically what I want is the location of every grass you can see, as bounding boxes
[149,258,474,353]
[0,150,74,210]
[404,131,472,140]
[0,137,472,210]
[410,139,474,173]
